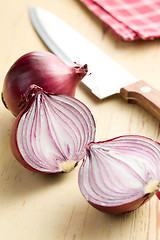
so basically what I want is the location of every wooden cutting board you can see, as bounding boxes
[0,0,160,239]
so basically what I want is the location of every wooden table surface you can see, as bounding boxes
[1,0,160,239]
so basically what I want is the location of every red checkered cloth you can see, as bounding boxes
[80,0,160,41]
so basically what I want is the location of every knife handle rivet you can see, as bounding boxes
[140,86,151,93]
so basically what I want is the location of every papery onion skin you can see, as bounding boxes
[10,88,96,173]
[78,136,160,215]
[2,51,88,116]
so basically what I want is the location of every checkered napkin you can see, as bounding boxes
[80,0,160,41]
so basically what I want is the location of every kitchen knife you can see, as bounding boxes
[29,6,160,120]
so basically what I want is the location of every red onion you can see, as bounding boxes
[78,135,160,214]
[2,51,88,116]
[10,87,95,173]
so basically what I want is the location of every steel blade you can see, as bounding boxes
[29,7,137,99]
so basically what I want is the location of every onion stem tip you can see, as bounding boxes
[60,160,76,173]
[144,179,159,195]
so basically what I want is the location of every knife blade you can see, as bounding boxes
[29,6,160,120]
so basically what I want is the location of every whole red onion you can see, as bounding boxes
[2,51,88,116]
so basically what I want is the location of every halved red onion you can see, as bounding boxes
[2,51,88,116]
[10,90,95,173]
[78,135,160,214]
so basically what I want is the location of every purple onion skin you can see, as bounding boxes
[88,194,152,215]
[2,51,88,116]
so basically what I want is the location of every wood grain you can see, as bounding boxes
[0,0,160,239]
[120,80,160,121]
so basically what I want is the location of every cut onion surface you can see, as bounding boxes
[78,135,160,214]
[10,89,96,173]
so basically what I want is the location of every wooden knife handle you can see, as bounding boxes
[120,80,160,120]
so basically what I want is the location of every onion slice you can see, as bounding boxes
[78,135,160,214]
[10,90,96,173]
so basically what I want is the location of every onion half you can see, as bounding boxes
[2,51,88,116]
[10,90,95,173]
[78,135,160,214]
